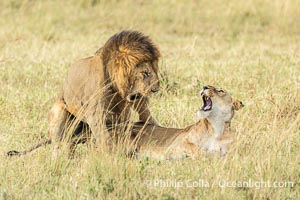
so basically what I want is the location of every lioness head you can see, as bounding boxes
[100,31,160,102]
[197,85,244,121]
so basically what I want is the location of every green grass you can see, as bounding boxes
[1,0,299,199]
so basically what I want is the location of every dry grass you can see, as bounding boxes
[1,0,299,199]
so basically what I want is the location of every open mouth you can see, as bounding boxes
[127,93,142,102]
[201,95,212,111]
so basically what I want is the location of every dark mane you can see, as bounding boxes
[99,30,160,69]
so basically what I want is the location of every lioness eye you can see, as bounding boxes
[216,88,225,93]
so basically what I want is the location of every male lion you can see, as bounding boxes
[130,85,244,160]
[7,31,160,157]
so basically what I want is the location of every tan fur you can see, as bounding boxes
[7,31,161,157]
[130,86,244,160]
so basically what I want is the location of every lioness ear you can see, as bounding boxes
[233,99,244,111]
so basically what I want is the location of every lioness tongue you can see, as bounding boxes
[204,98,212,110]
[204,105,211,110]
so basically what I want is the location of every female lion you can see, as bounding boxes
[130,85,244,160]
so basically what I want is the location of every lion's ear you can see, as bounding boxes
[233,99,244,111]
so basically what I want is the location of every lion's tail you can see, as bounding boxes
[7,139,52,157]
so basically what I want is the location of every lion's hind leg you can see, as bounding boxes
[48,99,73,159]
[68,120,92,158]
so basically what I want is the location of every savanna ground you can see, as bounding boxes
[1,0,299,199]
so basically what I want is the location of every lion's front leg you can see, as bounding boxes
[133,97,159,126]
[85,105,112,151]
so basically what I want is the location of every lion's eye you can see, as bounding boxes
[142,72,150,78]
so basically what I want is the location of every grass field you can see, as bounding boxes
[1,0,299,199]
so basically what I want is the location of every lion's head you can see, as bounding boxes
[197,85,244,121]
[98,31,160,102]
